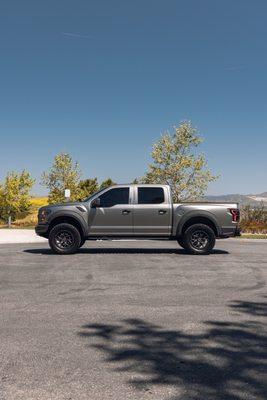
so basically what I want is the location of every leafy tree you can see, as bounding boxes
[79,178,99,199]
[142,121,218,201]
[41,153,81,204]
[100,178,116,190]
[0,170,35,225]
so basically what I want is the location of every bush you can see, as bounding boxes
[240,204,267,233]
[0,197,48,228]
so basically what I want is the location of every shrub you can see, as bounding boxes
[240,204,267,233]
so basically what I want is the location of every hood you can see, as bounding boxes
[47,201,84,208]
[39,201,87,212]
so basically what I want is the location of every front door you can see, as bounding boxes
[88,186,133,235]
[133,186,172,235]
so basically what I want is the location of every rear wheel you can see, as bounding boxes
[79,238,86,248]
[49,223,81,254]
[183,223,215,255]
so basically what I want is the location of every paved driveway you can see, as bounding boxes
[0,240,266,400]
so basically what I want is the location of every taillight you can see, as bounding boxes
[229,208,240,222]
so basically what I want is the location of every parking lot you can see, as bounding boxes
[0,239,266,400]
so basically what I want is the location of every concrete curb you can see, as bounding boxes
[0,229,47,244]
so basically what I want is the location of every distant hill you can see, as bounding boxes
[205,192,267,206]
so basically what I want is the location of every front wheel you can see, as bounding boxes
[177,237,185,249]
[183,224,215,255]
[49,223,81,255]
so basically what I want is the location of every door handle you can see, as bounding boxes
[122,210,131,215]
[158,210,167,215]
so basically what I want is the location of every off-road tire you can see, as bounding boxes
[49,223,81,255]
[79,238,86,248]
[183,223,215,255]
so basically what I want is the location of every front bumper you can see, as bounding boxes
[35,224,49,238]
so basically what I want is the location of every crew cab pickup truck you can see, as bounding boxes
[36,184,240,255]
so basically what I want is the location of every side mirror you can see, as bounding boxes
[91,198,101,208]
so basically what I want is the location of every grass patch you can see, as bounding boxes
[30,197,48,207]
[237,233,267,239]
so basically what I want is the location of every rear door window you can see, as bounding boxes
[138,187,165,204]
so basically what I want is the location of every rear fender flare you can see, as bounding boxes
[176,210,220,237]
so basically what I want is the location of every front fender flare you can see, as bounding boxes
[48,211,88,236]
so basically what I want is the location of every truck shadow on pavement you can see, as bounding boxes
[78,299,267,400]
[24,248,229,255]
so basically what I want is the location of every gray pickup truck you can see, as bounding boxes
[36,184,240,255]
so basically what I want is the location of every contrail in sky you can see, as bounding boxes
[225,65,245,71]
[61,32,92,39]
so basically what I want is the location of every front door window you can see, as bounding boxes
[99,187,129,207]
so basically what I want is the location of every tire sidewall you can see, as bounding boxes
[177,237,185,248]
[79,238,86,248]
[183,223,215,255]
[49,223,81,254]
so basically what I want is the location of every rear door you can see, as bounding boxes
[88,186,134,235]
[133,186,172,235]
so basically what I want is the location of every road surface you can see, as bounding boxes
[0,239,266,400]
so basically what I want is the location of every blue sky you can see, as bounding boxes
[0,0,266,195]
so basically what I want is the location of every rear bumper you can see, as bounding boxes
[219,226,241,238]
[35,224,49,238]
[234,227,241,237]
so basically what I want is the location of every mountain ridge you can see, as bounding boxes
[205,192,267,206]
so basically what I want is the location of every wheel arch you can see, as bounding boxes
[177,212,220,237]
[48,214,86,239]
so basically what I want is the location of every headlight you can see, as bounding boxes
[39,209,51,223]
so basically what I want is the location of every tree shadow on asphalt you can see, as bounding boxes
[78,300,267,400]
[230,299,267,317]
[24,248,229,255]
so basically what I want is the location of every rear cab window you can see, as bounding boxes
[138,187,165,204]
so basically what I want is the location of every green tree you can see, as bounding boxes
[142,121,218,201]
[41,153,82,204]
[78,178,99,199]
[100,178,116,190]
[0,170,35,225]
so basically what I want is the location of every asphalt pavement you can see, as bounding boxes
[0,239,266,400]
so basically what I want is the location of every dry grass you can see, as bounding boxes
[238,233,267,239]
[240,222,267,234]
[30,197,48,207]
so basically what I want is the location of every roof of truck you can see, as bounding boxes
[109,184,169,187]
